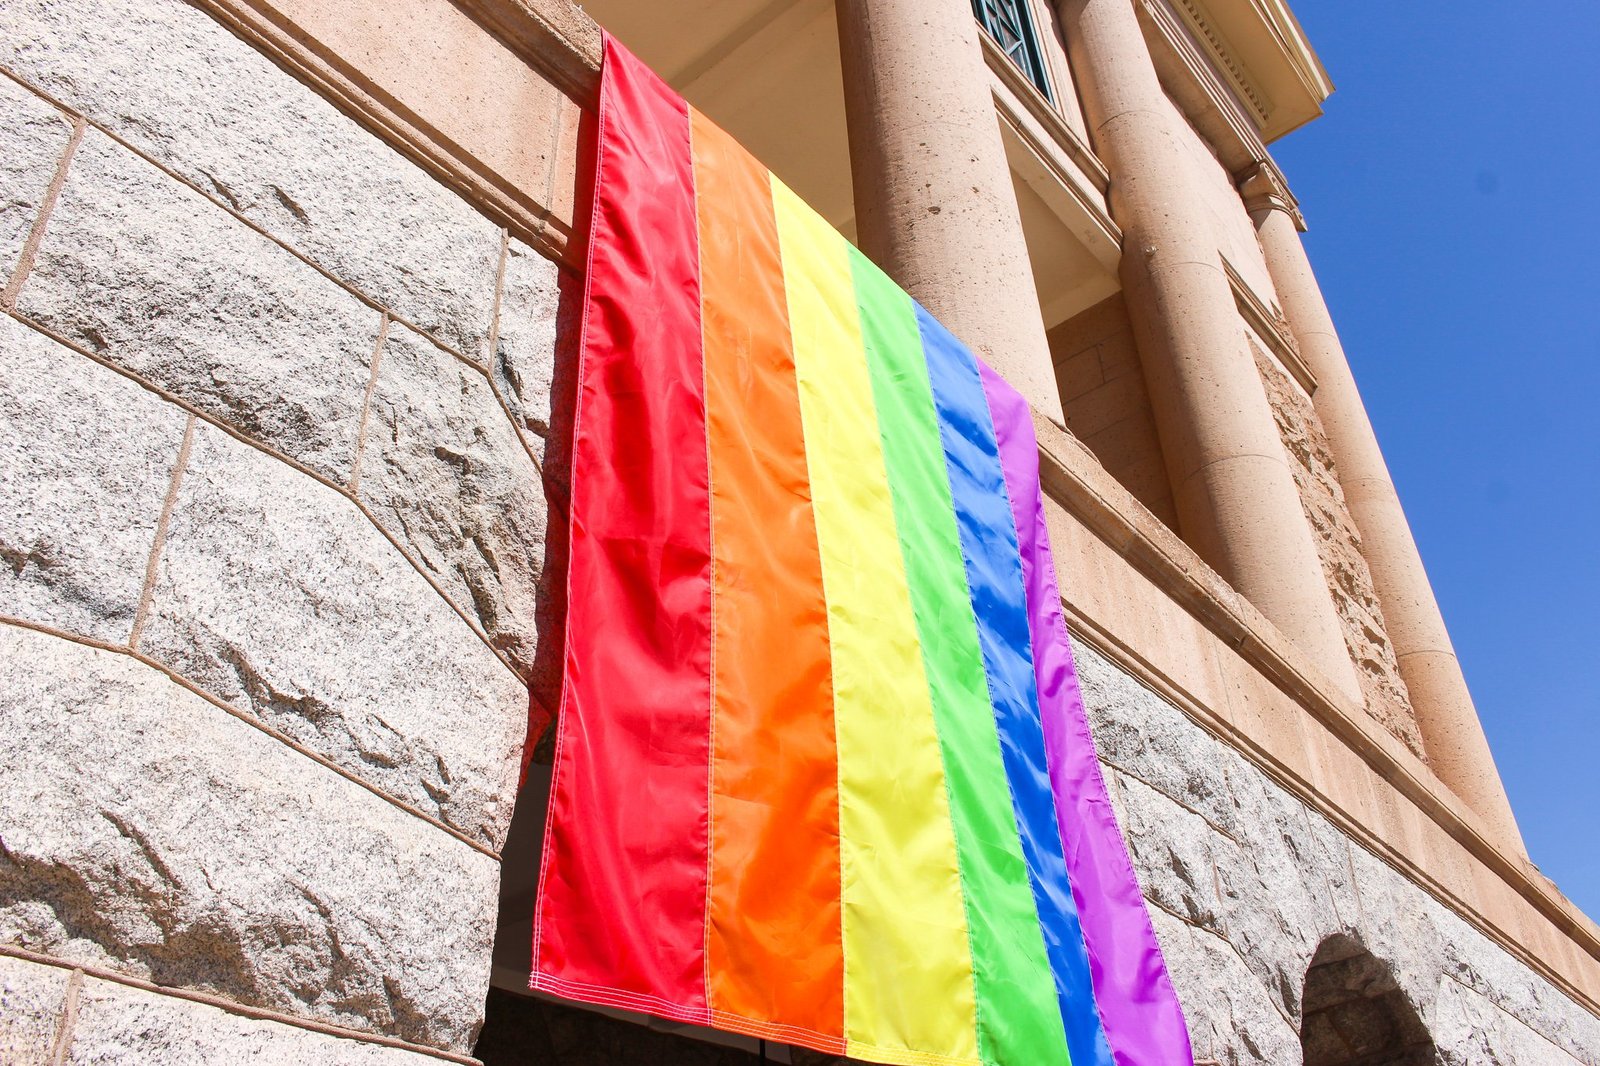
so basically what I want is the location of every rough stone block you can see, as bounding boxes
[1210,827,1328,1024]
[138,422,526,847]
[0,74,73,280]
[1296,806,1364,936]
[0,624,497,1052]
[359,323,545,679]
[16,131,379,483]
[0,955,68,1065]
[1074,640,1244,839]
[1146,905,1301,1066]
[476,987,768,1066]
[491,238,565,452]
[0,314,186,643]
[1111,769,1223,934]
[64,977,442,1065]
[1432,976,1581,1066]
[0,0,502,357]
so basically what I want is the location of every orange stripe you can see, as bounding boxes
[691,109,846,1046]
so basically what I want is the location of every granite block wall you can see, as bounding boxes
[1077,641,1600,1065]
[0,0,565,1058]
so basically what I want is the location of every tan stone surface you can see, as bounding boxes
[1250,200,1525,853]
[1041,489,1233,720]
[1251,340,1422,755]
[836,0,1064,419]
[1060,0,1362,699]
[1159,89,1279,308]
[255,0,573,252]
[1049,292,1178,526]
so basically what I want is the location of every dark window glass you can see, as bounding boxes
[972,0,1054,101]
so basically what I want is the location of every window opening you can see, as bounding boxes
[972,0,1054,100]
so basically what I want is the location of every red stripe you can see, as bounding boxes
[533,33,712,1011]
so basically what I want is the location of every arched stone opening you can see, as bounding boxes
[1300,935,1437,1066]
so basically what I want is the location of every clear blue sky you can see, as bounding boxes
[1272,2,1600,913]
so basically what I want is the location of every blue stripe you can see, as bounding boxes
[915,305,1115,1066]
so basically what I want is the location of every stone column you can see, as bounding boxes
[1242,170,1525,852]
[1057,0,1362,698]
[834,0,1065,421]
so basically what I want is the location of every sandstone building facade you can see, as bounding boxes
[0,0,1595,1062]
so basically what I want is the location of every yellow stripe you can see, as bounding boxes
[770,178,980,1063]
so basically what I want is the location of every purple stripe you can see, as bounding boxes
[979,363,1193,1066]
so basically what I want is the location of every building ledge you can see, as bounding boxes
[1164,0,1333,142]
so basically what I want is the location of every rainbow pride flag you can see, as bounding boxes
[532,35,1191,1066]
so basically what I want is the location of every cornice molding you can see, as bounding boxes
[1138,0,1264,174]
[1163,0,1331,142]
[1223,255,1315,394]
[1138,6,1317,233]
[981,32,1110,195]
[1170,0,1272,128]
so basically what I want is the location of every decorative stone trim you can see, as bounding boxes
[1223,255,1316,394]
[1137,0,1267,174]
[1171,0,1272,126]
[980,31,1111,194]
[1236,158,1306,228]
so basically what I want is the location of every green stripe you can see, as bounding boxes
[849,250,1070,1066]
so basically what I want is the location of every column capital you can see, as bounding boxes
[1236,161,1306,230]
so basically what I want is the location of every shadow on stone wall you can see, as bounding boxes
[476,988,763,1065]
[486,257,582,1008]
[521,263,585,772]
